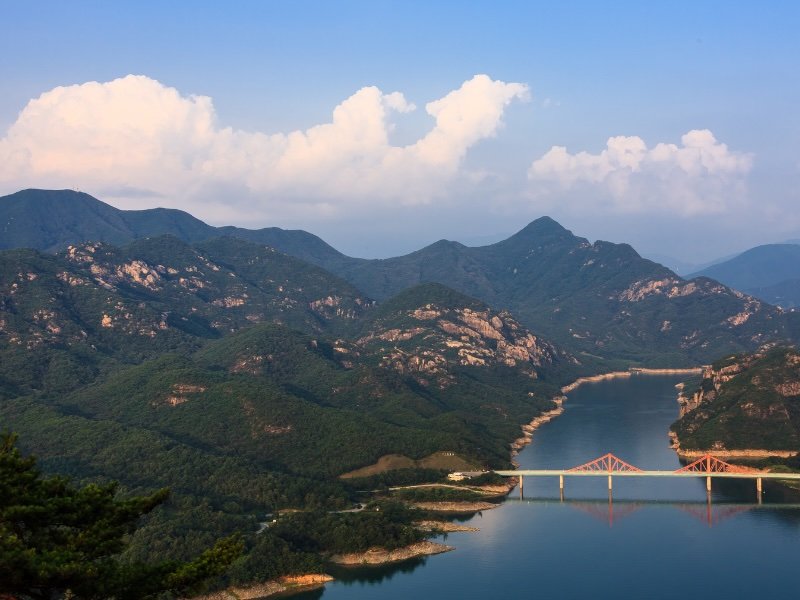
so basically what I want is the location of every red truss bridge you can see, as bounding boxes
[491,453,800,501]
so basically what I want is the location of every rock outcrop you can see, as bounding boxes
[671,346,800,453]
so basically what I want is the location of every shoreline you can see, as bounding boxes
[415,520,479,532]
[330,541,454,566]
[194,574,334,600]
[411,500,500,513]
[510,397,565,460]
[560,367,703,394]
[511,367,703,464]
[677,448,799,459]
[668,430,799,460]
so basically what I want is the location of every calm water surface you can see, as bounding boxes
[297,375,800,599]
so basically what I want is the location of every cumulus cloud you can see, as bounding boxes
[527,130,753,215]
[0,74,528,220]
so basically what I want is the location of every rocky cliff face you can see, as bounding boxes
[355,285,573,388]
[672,346,800,452]
[677,359,750,418]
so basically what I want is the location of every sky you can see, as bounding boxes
[1,1,798,267]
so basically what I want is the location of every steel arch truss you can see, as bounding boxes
[568,453,643,473]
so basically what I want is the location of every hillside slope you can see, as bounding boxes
[0,235,368,399]
[672,346,800,453]
[319,219,798,366]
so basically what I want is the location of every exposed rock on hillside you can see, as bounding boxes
[355,283,572,388]
[672,346,800,453]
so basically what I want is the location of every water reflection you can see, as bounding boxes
[302,376,800,599]
[505,497,800,527]
[292,559,428,599]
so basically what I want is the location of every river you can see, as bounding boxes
[296,374,800,599]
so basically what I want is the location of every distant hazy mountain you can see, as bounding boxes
[690,244,800,308]
[0,188,352,268]
[642,252,737,276]
[746,279,800,309]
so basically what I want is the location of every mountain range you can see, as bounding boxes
[0,229,569,571]
[4,189,798,367]
[4,187,800,583]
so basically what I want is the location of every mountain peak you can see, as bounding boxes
[489,216,577,252]
[515,216,569,236]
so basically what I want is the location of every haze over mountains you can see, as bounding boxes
[691,244,800,308]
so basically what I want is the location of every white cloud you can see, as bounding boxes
[527,130,753,215]
[0,74,528,221]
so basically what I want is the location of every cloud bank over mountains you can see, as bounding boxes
[0,74,528,220]
[0,73,754,230]
[528,130,753,216]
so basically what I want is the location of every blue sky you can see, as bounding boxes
[1,1,798,265]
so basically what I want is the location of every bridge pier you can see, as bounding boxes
[608,475,613,491]
[706,476,711,492]
[757,477,762,503]
[519,475,524,499]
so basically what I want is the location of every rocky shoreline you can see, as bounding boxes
[196,540,458,599]
[560,367,703,394]
[668,430,798,459]
[194,574,334,600]
[510,397,565,461]
[511,367,703,463]
[415,520,479,532]
[411,500,500,513]
[330,541,454,566]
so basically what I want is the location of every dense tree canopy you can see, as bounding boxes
[0,433,242,600]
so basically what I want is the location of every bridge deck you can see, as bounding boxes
[494,470,800,480]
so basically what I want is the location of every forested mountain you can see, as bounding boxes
[672,346,800,454]
[1,231,573,579]
[4,189,798,366]
[0,235,368,400]
[313,218,799,366]
[1,236,567,481]
[690,244,800,308]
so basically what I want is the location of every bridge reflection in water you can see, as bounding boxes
[503,497,800,527]
[491,453,800,506]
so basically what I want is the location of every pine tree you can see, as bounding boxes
[0,433,242,600]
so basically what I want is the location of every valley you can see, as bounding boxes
[2,189,800,596]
